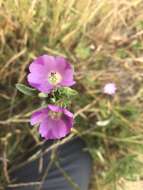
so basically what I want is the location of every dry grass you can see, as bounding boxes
[1,0,143,189]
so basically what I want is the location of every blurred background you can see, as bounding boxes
[1,0,143,189]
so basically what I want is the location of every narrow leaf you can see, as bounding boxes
[16,83,37,96]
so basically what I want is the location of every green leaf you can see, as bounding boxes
[16,83,37,96]
[58,87,78,97]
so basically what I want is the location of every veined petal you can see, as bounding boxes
[63,109,74,118]
[42,55,57,71]
[29,63,46,74]
[30,108,48,125]
[48,104,62,113]
[55,57,71,72]
[38,82,53,93]
[27,73,45,84]
[60,68,76,86]
[61,80,76,86]
[52,119,70,139]
[39,118,49,138]
[39,118,57,139]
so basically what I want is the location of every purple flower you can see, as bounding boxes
[103,83,117,95]
[27,55,76,93]
[30,105,74,140]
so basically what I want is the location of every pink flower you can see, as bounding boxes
[27,55,76,93]
[103,83,117,95]
[30,105,74,140]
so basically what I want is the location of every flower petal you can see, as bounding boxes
[48,104,62,113]
[38,82,53,93]
[29,62,46,74]
[60,68,76,86]
[39,118,49,138]
[30,108,48,125]
[47,118,71,139]
[39,118,57,139]
[41,55,57,71]
[55,57,76,86]
[55,57,70,72]
[63,109,74,118]
[39,115,72,140]
[27,73,45,84]
[27,72,53,93]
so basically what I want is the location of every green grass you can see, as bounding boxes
[1,0,143,190]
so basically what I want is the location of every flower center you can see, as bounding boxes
[48,71,62,85]
[48,111,62,120]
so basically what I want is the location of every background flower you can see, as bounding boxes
[30,105,74,140]
[27,55,75,93]
[103,83,117,95]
